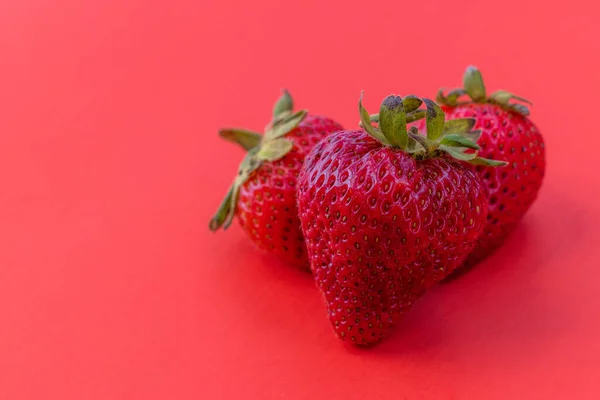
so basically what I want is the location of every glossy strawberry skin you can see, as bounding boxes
[437,103,545,273]
[297,130,488,344]
[237,115,343,269]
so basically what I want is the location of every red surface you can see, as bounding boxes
[1,0,599,398]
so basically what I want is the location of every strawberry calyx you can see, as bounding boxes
[359,92,507,166]
[209,90,307,231]
[436,65,532,116]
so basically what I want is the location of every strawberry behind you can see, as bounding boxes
[434,67,546,276]
[209,92,343,269]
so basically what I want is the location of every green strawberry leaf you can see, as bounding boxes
[209,184,235,231]
[490,90,532,105]
[463,65,486,102]
[463,129,482,143]
[436,88,467,106]
[359,92,389,144]
[469,157,508,167]
[423,99,445,141]
[256,138,294,161]
[272,89,294,117]
[402,95,423,113]
[439,144,477,161]
[267,110,307,140]
[210,150,264,231]
[489,90,532,116]
[219,128,262,151]
[408,127,435,154]
[365,109,425,125]
[440,134,481,150]
[379,95,408,149]
[442,118,476,135]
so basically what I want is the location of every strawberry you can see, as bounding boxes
[209,91,343,269]
[433,66,546,276]
[297,93,505,345]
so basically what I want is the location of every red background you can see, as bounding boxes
[1,0,599,398]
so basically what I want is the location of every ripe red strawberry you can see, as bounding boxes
[209,91,343,269]
[433,66,546,276]
[297,93,505,345]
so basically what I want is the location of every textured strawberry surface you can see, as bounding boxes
[237,115,343,268]
[297,130,488,344]
[437,103,546,272]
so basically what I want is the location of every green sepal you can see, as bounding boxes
[267,110,307,140]
[407,109,426,123]
[209,150,263,231]
[209,185,235,231]
[512,104,530,116]
[469,157,508,167]
[219,128,263,151]
[405,138,419,152]
[436,88,466,106]
[379,95,408,148]
[463,129,482,143]
[463,65,486,102]
[256,138,294,161]
[440,134,481,150]
[489,90,532,116]
[408,127,435,154]
[273,89,294,118]
[490,90,532,105]
[363,109,425,126]
[423,99,445,141]
[442,118,482,142]
[442,118,476,135]
[359,92,389,144]
[438,145,507,166]
[402,95,423,113]
[439,145,477,161]
[403,127,420,153]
